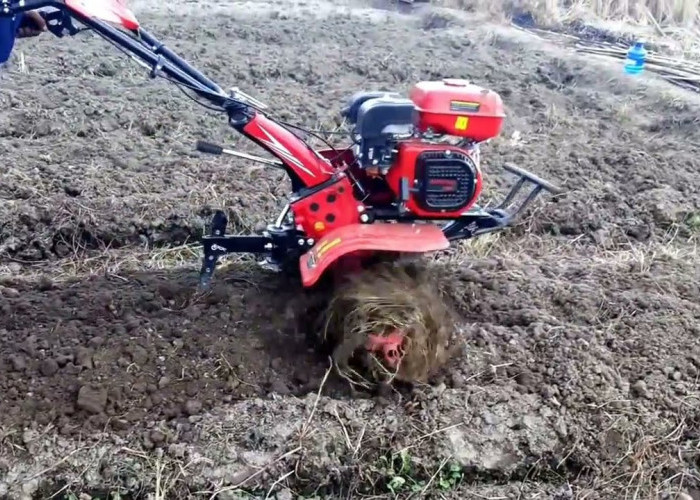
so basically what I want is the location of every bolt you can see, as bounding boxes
[307,238,315,246]
[298,238,305,246]
[360,214,369,223]
[264,243,273,250]
[357,206,365,212]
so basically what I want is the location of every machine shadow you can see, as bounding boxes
[0,264,345,435]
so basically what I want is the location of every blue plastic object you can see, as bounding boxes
[624,40,647,76]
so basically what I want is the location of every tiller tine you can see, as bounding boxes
[366,330,406,370]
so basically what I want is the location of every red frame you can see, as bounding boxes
[241,113,335,188]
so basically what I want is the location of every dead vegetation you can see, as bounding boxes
[435,0,700,67]
[437,0,700,26]
[304,260,457,387]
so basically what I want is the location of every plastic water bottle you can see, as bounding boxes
[624,40,647,76]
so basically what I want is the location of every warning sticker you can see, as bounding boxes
[454,116,469,130]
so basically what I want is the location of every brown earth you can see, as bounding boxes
[1,0,700,498]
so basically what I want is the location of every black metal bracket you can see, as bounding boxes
[497,162,563,210]
[439,208,507,241]
[198,209,307,289]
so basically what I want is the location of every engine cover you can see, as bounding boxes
[352,95,415,168]
[410,78,505,142]
[385,142,482,218]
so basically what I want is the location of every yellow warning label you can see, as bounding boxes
[454,116,469,130]
[316,237,341,259]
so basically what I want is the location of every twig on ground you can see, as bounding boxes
[264,469,294,499]
[300,358,333,440]
[208,446,303,500]
[396,422,464,455]
[418,455,451,497]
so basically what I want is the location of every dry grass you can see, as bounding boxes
[556,0,698,26]
[439,0,700,26]
[437,0,700,61]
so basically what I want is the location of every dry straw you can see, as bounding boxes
[439,0,700,25]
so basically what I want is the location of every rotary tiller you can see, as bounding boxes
[3,0,562,377]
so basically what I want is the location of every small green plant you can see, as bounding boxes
[686,212,700,233]
[437,461,464,490]
[376,450,465,495]
[374,449,421,494]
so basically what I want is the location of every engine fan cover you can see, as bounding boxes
[385,142,482,218]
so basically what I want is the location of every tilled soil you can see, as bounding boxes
[1,0,700,498]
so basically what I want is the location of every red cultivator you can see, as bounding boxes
[3,0,562,381]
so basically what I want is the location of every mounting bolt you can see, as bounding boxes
[298,238,305,246]
[357,206,365,213]
[307,238,314,246]
[264,243,273,250]
[360,214,369,223]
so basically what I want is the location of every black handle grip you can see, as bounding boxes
[39,9,78,38]
[196,140,224,155]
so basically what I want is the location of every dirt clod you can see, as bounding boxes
[76,386,108,415]
[631,380,648,398]
[150,430,166,445]
[39,359,59,377]
[8,355,26,372]
[184,400,203,416]
[126,345,148,366]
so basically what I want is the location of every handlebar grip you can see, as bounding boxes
[39,9,74,37]
[39,10,63,23]
[196,140,224,155]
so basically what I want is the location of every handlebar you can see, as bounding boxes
[1,0,250,115]
[1,0,60,17]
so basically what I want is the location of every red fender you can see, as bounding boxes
[299,222,450,287]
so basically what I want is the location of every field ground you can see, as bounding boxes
[1,0,700,498]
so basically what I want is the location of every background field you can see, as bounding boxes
[1,0,699,498]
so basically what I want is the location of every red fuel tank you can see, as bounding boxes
[409,79,505,142]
